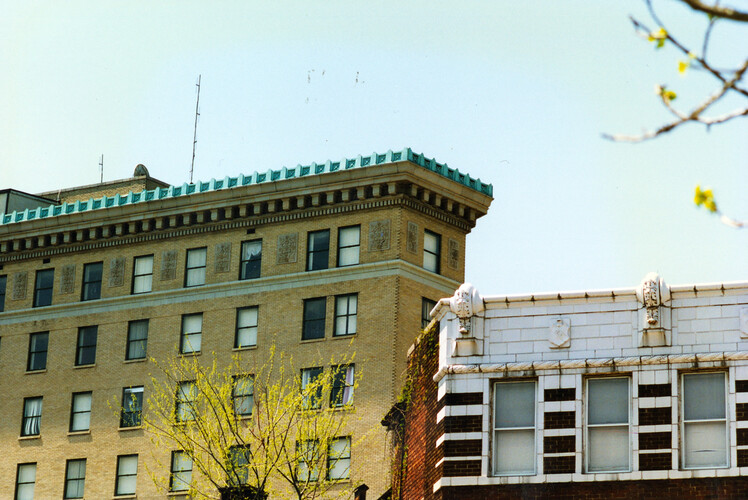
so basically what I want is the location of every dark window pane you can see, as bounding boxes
[303,298,326,340]
[34,269,54,307]
[307,230,330,271]
[240,240,262,280]
[28,332,48,371]
[76,326,98,366]
[0,275,7,312]
[82,262,102,301]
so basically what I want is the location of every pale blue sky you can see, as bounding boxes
[1,1,745,294]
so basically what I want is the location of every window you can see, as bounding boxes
[176,381,197,422]
[240,240,262,280]
[120,387,144,428]
[682,372,728,469]
[0,274,7,312]
[132,255,153,294]
[586,377,630,472]
[81,262,102,301]
[301,367,323,410]
[169,451,192,492]
[21,397,42,437]
[302,298,326,340]
[337,226,360,267]
[33,269,54,307]
[233,375,254,416]
[334,294,357,337]
[235,307,258,348]
[75,326,97,366]
[330,365,354,407]
[297,439,321,482]
[493,380,536,475]
[64,459,86,499]
[228,445,251,486]
[115,454,138,496]
[27,332,48,371]
[307,230,330,271]
[327,437,351,480]
[423,230,441,273]
[126,319,148,360]
[185,247,207,287]
[421,298,437,329]
[15,463,36,500]
[70,392,92,432]
[180,313,202,354]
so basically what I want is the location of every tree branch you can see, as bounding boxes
[680,0,748,22]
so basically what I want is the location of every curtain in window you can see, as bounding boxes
[116,456,138,495]
[338,227,360,266]
[181,315,202,353]
[127,320,148,359]
[683,373,727,468]
[186,249,207,286]
[133,256,153,293]
[71,393,92,431]
[342,366,354,405]
[587,378,629,472]
[170,452,192,491]
[236,308,258,347]
[23,398,42,436]
[327,437,351,480]
[233,376,254,416]
[297,440,321,481]
[16,464,36,500]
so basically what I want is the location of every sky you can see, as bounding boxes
[1,0,745,295]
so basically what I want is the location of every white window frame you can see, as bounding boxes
[681,371,729,469]
[337,225,360,267]
[115,454,138,495]
[423,230,440,273]
[334,294,357,337]
[235,307,258,348]
[233,375,254,416]
[180,313,203,354]
[15,463,36,500]
[584,376,631,473]
[184,247,207,287]
[169,451,192,492]
[70,392,92,432]
[132,255,153,294]
[176,381,197,422]
[492,380,537,476]
[64,458,86,499]
[327,436,351,481]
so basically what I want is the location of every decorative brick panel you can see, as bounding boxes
[442,440,482,457]
[638,383,671,398]
[543,455,575,474]
[544,411,575,429]
[444,415,482,433]
[737,428,748,446]
[639,452,672,470]
[737,403,748,421]
[442,460,482,477]
[543,435,575,454]
[738,449,748,467]
[735,380,748,393]
[639,407,671,426]
[444,392,483,406]
[544,388,575,402]
[639,431,671,450]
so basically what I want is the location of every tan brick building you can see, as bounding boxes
[0,149,492,499]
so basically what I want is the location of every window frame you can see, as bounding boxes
[423,230,441,274]
[239,239,262,280]
[27,332,48,372]
[64,458,86,499]
[176,381,197,422]
[421,298,437,329]
[492,379,537,476]
[69,391,92,432]
[81,261,103,301]
[681,371,729,470]
[21,396,42,437]
[180,313,203,355]
[75,325,98,366]
[131,254,154,294]
[120,386,144,428]
[333,294,358,337]
[302,297,327,340]
[234,306,258,349]
[228,445,251,486]
[233,375,254,417]
[169,451,193,492]
[306,229,330,271]
[336,225,360,267]
[15,463,36,500]
[115,454,138,496]
[0,274,7,312]
[330,365,354,408]
[184,247,207,287]
[126,319,149,361]
[297,439,321,482]
[327,436,351,481]
[301,367,324,410]
[33,268,54,307]
[584,376,631,473]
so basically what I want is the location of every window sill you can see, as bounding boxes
[67,430,91,436]
[131,291,152,295]
[301,337,326,344]
[18,435,40,441]
[124,358,147,364]
[73,363,96,369]
[233,345,257,352]
[331,334,356,340]
[179,352,201,357]
[167,491,189,496]
[25,369,47,375]
[113,495,137,499]
[118,426,143,432]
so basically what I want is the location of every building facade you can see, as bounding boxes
[390,276,748,499]
[0,149,492,499]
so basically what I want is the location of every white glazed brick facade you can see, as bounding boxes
[431,279,748,489]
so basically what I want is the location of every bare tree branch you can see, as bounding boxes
[680,0,748,22]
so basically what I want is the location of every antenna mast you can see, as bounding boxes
[99,154,104,183]
[190,74,201,183]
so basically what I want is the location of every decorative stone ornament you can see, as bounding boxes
[449,283,484,334]
[368,220,391,251]
[60,265,76,294]
[109,258,126,287]
[635,272,672,347]
[740,308,748,338]
[277,233,298,264]
[549,318,571,348]
[12,271,27,300]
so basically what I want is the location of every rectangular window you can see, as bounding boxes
[235,307,258,348]
[185,247,207,287]
[75,326,98,366]
[337,226,360,267]
[297,439,321,482]
[181,313,203,354]
[586,377,630,472]
[423,230,441,273]
[228,445,251,486]
[115,454,138,496]
[70,392,92,432]
[126,319,148,360]
[64,459,86,499]
[330,365,354,407]
[240,240,262,280]
[0,274,7,312]
[120,387,144,428]
[169,451,192,492]
[682,372,728,469]
[307,230,330,271]
[233,375,254,416]
[303,297,326,340]
[132,255,153,294]
[493,380,536,475]
[301,367,323,410]
[15,463,36,500]
[334,294,357,337]
[176,381,197,422]
[327,437,351,480]
[27,332,48,371]
[81,262,102,301]
[421,298,437,329]
[33,269,54,307]
[22,397,42,437]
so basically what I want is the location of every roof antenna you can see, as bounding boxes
[99,154,104,183]
[190,74,201,184]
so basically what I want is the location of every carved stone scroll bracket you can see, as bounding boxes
[549,318,571,349]
[448,283,485,357]
[635,272,672,347]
